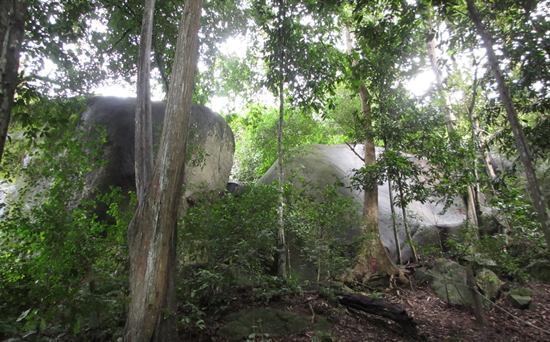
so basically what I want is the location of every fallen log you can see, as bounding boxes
[339,294,418,336]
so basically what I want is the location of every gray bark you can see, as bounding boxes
[351,84,397,281]
[426,17,479,228]
[388,177,402,264]
[276,0,287,278]
[397,178,418,263]
[466,0,550,247]
[135,0,156,201]
[0,0,25,163]
[125,0,203,340]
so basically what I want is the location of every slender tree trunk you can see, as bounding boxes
[397,177,418,263]
[125,0,202,340]
[466,0,550,247]
[351,84,398,281]
[0,0,25,163]
[466,63,512,243]
[426,21,455,133]
[276,0,287,278]
[135,0,156,202]
[426,16,479,227]
[388,177,402,264]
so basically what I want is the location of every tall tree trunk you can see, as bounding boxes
[388,176,402,264]
[125,0,203,340]
[0,0,25,163]
[466,62,512,242]
[276,0,287,278]
[426,20,455,133]
[397,176,418,263]
[351,84,398,282]
[466,0,550,247]
[135,0,156,202]
[426,16,479,227]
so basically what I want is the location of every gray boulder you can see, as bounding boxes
[508,287,533,309]
[524,259,550,282]
[475,268,504,300]
[259,144,467,262]
[80,97,235,200]
[429,258,474,307]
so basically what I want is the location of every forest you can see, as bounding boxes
[0,0,549,341]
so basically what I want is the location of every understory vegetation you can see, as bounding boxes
[0,0,549,340]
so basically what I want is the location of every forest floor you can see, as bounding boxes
[191,281,550,341]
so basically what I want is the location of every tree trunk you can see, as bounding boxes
[426,21,455,133]
[465,66,513,243]
[135,0,156,202]
[466,0,550,247]
[276,0,287,279]
[351,84,398,282]
[0,0,25,163]
[426,17,479,228]
[125,0,202,340]
[397,177,418,263]
[388,177,402,264]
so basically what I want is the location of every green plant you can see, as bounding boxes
[0,98,131,339]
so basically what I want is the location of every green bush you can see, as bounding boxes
[0,98,132,339]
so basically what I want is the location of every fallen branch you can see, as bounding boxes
[339,294,418,336]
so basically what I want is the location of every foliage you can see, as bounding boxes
[288,185,360,281]
[229,104,345,182]
[0,98,131,339]
[177,182,358,329]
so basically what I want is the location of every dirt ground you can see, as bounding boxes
[196,282,550,341]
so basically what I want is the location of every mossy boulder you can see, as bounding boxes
[524,259,550,282]
[508,288,532,309]
[429,259,474,307]
[218,308,329,341]
[475,268,504,300]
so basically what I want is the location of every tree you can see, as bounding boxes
[344,0,425,280]
[425,6,479,228]
[0,0,26,163]
[125,0,203,340]
[466,0,550,248]
[350,83,398,281]
[275,0,287,278]
[134,0,156,202]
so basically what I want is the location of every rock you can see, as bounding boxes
[428,258,474,307]
[508,288,533,309]
[524,259,550,282]
[80,97,235,201]
[414,267,434,284]
[218,308,328,341]
[475,268,504,300]
[259,144,467,265]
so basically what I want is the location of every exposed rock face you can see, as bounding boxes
[80,97,235,200]
[259,144,467,262]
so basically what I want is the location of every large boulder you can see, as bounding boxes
[259,144,467,262]
[80,96,235,200]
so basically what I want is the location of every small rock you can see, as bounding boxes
[476,268,504,300]
[508,288,533,309]
[524,259,550,282]
[429,258,474,307]
[415,267,434,283]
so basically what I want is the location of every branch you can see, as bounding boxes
[345,142,364,162]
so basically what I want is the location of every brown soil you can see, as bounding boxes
[197,282,550,341]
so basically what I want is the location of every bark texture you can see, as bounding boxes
[388,177,402,264]
[0,0,25,163]
[276,0,287,278]
[125,0,203,340]
[466,0,550,247]
[426,18,479,228]
[135,0,156,201]
[351,84,398,281]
